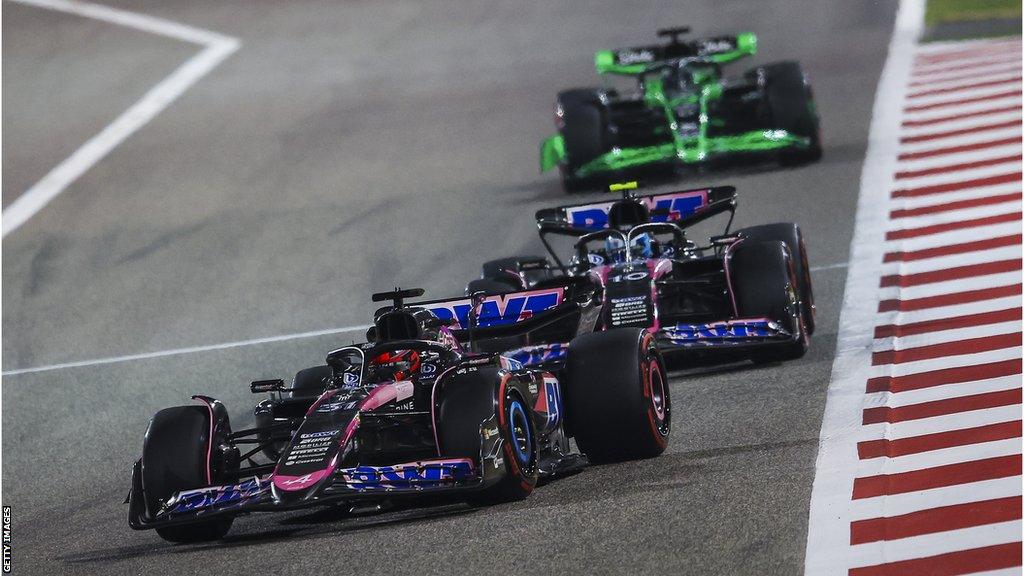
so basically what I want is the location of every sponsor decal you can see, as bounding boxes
[609,295,652,328]
[661,319,780,342]
[337,460,474,489]
[616,48,656,65]
[342,371,360,387]
[537,376,563,430]
[698,38,736,54]
[421,363,436,375]
[426,288,564,330]
[166,476,270,514]
[499,355,524,370]
[503,343,567,367]
[566,190,709,230]
[316,400,358,413]
[300,430,339,439]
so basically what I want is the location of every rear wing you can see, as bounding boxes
[412,285,590,353]
[594,32,757,75]
[417,287,566,331]
[535,185,736,234]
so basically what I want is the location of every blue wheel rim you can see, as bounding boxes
[507,401,532,465]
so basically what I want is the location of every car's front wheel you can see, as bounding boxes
[142,405,234,543]
[565,328,670,462]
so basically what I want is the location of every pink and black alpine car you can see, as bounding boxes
[127,288,669,543]
[465,184,815,365]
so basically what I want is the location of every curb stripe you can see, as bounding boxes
[865,359,1022,394]
[912,55,1023,77]
[886,211,1021,239]
[901,104,1021,127]
[877,284,1021,312]
[862,389,1021,424]
[891,172,1022,198]
[883,235,1023,262]
[848,542,1023,576]
[874,307,1022,338]
[900,119,1022,143]
[858,421,1022,458]
[851,454,1021,499]
[915,45,1022,65]
[889,192,1021,217]
[904,90,1022,112]
[908,68,1022,89]
[871,333,1021,366]
[884,212,1022,240]
[850,496,1022,544]
[894,155,1022,179]
[906,76,1022,100]
[879,259,1022,287]
[898,137,1022,160]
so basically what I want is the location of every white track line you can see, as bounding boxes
[810,261,849,272]
[0,260,853,376]
[0,260,851,376]
[0,324,372,376]
[1,0,241,237]
[803,0,926,573]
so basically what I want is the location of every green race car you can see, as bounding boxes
[540,27,822,191]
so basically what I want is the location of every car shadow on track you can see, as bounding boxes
[58,503,478,565]
[60,436,816,567]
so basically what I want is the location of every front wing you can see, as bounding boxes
[654,317,797,355]
[128,458,485,530]
[541,129,812,176]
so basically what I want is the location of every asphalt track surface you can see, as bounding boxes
[2,1,897,573]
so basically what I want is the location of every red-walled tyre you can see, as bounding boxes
[565,328,670,463]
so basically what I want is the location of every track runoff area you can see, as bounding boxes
[804,1,1022,574]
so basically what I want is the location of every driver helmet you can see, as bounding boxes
[604,233,655,264]
[369,349,421,381]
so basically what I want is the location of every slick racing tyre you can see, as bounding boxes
[556,89,610,192]
[288,365,333,399]
[735,223,815,335]
[481,386,540,502]
[730,240,808,362]
[759,61,821,165]
[565,328,670,463]
[142,405,233,543]
[435,367,538,503]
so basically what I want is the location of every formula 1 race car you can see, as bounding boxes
[465,182,815,363]
[540,27,822,191]
[127,288,669,543]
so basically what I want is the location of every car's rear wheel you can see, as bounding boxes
[760,61,821,165]
[729,240,808,362]
[556,89,610,192]
[142,405,233,543]
[565,328,669,463]
[735,223,815,335]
